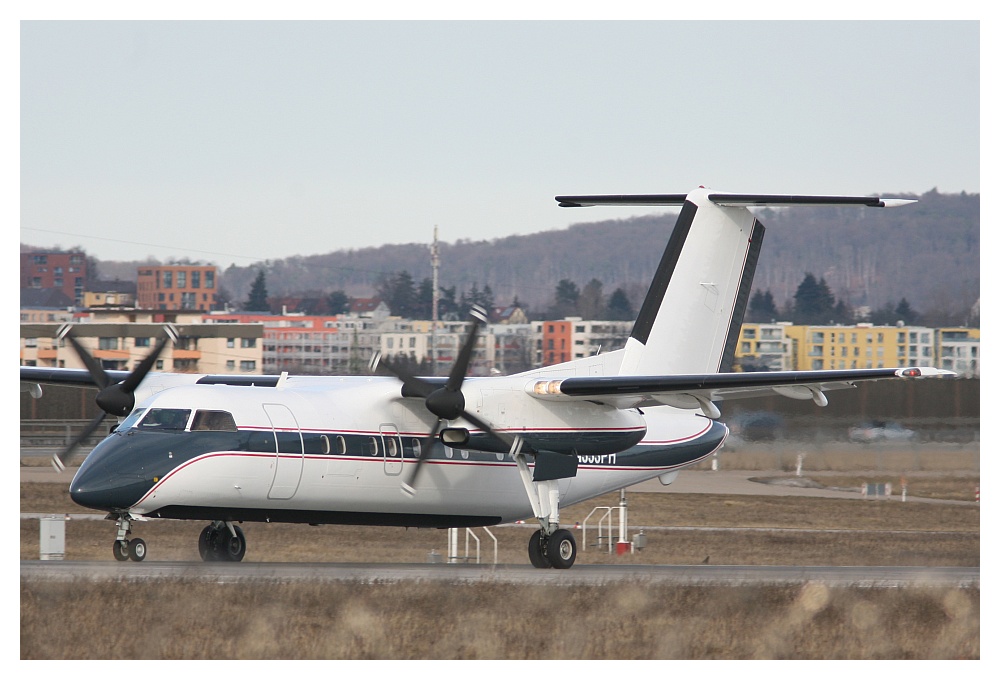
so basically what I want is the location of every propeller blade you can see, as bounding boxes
[63,333,112,390]
[372,351,437,399]
[422,306,488,421]
[400,418,443,497]
[459,408,512,449]
[51,411,107,471]
[118,334,170,393]
[445,304,487,393]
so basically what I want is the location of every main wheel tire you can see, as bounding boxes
[217,526,247,562]
[112,540,129,562]
[128,537,147,562]
[528,530,551,569]
[198,525,218,562]
[545,529,577,569]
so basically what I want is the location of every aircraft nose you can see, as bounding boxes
[70,466,142,511]
[69,439,152,511]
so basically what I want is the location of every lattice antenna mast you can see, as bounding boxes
[430,226,440,376]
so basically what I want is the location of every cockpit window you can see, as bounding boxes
[138,408,192,431]
[191,410,238,432]
[114,408,147,432]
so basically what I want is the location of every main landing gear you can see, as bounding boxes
[510,437,579,569]
[198,521,247,562]
[528,527,577,569]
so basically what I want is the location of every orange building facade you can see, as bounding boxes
[137,265,218,311]
[541,320,573,366]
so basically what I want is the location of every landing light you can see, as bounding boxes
[532,380,563,396]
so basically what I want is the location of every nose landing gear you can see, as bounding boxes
[111,515,147,561]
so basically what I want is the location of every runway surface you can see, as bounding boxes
[20,560,979,588]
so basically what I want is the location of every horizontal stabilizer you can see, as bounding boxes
[555,193,916,208]
[556,194,688,207]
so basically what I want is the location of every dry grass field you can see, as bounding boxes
[20,443,980,659]
[21,579,979,660]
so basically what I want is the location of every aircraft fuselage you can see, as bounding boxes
[69,378,726,527]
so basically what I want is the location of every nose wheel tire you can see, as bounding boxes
[128,538,147,561]
[112,538,146,561]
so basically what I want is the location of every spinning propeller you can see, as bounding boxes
[51,325,177,472]
[373,305,509,496]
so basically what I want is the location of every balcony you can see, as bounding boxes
[171,348,202,360]
[94,349,130,361]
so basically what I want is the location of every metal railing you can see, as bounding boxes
[446,526,497,565]
[582,506,625,554]
[20,419,109,449]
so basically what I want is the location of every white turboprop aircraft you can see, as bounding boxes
[20,187,952,569]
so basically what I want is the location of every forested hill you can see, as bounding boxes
[98,189,979,322]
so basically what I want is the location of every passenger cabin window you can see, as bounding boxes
[303,433,331,454]
[191,410,238,432]
[138,408,192,431]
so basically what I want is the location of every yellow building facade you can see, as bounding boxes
[735,322,979,376]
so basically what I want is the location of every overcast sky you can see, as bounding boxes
[18,16,981,270]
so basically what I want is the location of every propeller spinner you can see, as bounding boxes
[375,305,509,496]
[51,325,177,472]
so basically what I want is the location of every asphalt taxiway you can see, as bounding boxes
[20,560,979,588]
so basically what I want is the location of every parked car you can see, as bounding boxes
[728,411,784,442]
[848,420,917,443]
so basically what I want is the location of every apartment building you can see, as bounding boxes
[733,323,795,372]
[136,264,219,311]
[20,310,262,375]
[937,327,980,377]
[20,250,89,305]
[379,319,535,376]
[782,323,907,371]
[535,318,633,367]
[203,311,384,375]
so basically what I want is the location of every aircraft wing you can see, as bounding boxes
[20,366,130,389]
[528,367,955,414]
[19,366,282,394]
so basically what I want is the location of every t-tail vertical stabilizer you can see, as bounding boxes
[555,189,916,377]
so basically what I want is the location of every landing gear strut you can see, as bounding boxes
[111,514,147,562]
[510,437,579,569]
[199,521,247,562]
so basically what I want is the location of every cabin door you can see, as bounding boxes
[380,423,403,476]
[264,403,304,500]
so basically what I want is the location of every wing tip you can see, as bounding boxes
[895,367,957,378]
